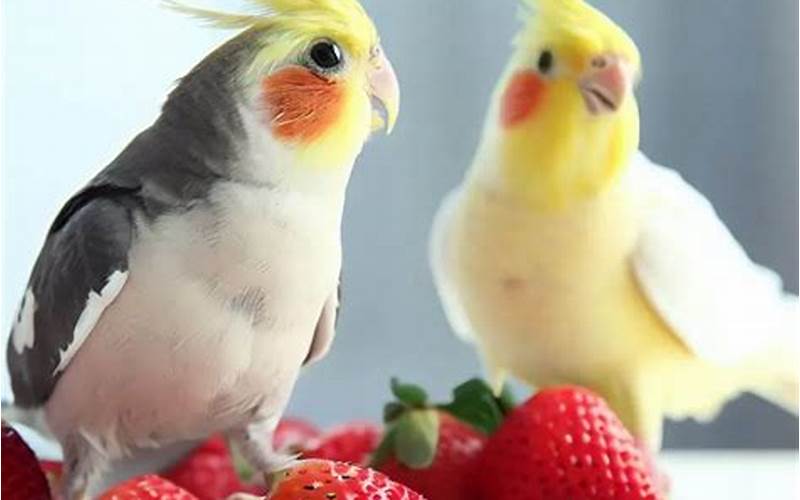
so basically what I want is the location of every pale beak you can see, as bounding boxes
[579,54,632,116]
[368,46,400,134]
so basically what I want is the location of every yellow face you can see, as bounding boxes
[494,0,642,209]
[243,0,399,168]
[255,35,399,168]
[171,0,400,169]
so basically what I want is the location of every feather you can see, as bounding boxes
[162,0,264,29]
[514,0,640,73]
[430,190,475,343]
[631,152,798,413]
[163,0,379,78]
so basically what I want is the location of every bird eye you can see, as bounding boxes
[308,40,343,71]
[537,50,554,75]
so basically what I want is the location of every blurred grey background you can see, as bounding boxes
[1,0,797,451]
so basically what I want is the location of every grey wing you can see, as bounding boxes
[6,184,140,408]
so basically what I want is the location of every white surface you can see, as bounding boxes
[663,451,799,499]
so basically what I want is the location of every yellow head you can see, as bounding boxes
[168,0,399,169]
[482,0,641,209]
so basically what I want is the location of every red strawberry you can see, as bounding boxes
[273,418,320,453]
[378,412,485,500]
[2,424,51,500]
[476,386,664,500]
[371,379,511,500]
[267,459,424,500]
[304,421,381,465]
[99,474,197,500]
[163,435,262,500]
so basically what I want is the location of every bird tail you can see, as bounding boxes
[1,400,55,439]
[748,348,798,415]
[746,297,799,415]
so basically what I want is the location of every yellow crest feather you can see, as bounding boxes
[164,0,379,76]
[517,0,640,72]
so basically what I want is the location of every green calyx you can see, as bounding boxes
[439,378,516,435]
[371,377,515,470]
[390,378,430,407]
[372,408,440,469]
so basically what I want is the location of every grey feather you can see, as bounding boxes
[7,192,138,408]
[5,28,264,410]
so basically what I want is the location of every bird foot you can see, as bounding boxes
[260,453,302,490]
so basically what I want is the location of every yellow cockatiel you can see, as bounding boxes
[430,0,798,450]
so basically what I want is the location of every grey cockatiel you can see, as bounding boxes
[4,1,399,498]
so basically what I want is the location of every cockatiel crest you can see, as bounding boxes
[166,0,379,69]
[517,0,640,73]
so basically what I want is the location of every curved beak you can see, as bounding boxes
[579,54,633,116]
[368,46,400,134]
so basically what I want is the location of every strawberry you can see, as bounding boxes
[372,379,512,500]
[267,459,424,500]
[304,422,381,465]
[378,413,485,500]
[164,435,262,500]
[99,474,197,500]
[2,424,51,500]
[476,386,664,500]
[273,418,320,453]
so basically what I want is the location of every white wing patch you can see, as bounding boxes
[430,189,475,342]
[54,270,129,374]
[12,289,37,354]
[631,152,798,365]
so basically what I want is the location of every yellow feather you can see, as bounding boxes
[164,0,378,75]
[162,1,263,29]
[517,0,640,74]
[479,0,642,209]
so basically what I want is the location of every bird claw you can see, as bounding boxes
[261,453,302,490]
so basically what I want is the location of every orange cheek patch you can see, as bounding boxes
[501,71,546,128]
[262,67,345,143]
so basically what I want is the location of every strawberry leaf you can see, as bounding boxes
[383,402,406,423]
[439,378,512,435]
[370,427,397,467]
[390,378,428,408]
[496,383,516,415]
[394,409,440,469]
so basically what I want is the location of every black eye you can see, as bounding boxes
[537,50,554,74]
[309,41,343,71]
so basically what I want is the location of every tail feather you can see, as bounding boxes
[751,357,799,416]
[745,336,799,416]
[756,378,798,415]
[1,401,55,439]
